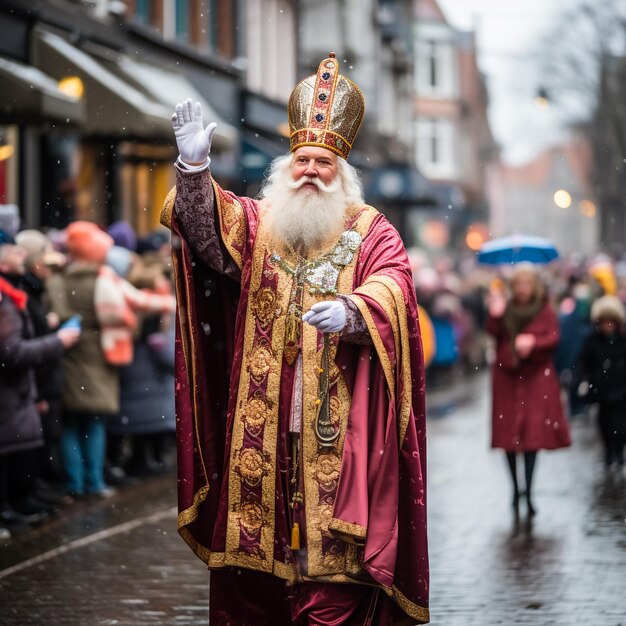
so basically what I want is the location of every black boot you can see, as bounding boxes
[524,452,538,517]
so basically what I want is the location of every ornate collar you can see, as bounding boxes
[270,230,363,296]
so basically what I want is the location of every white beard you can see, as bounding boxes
[262,174,349,254]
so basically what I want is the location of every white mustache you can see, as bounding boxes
[287,176,341,193]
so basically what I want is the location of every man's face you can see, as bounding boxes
[0,244,27,275]
[291,147,338,190]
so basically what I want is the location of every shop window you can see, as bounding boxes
[0,126,18,205]
[416,118,456,178]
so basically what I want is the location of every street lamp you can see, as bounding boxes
[553,189,572,209]
[58,76,85,99]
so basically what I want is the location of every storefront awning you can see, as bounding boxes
[33,30,236,149]
[365,163,437,206]
[0,56,85,124]
[113,56,237,152]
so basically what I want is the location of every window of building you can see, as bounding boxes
[134,0,150,24]
[416,38,456,97]
[205,0,219,51]
[416,118,456,177]
[162,0,190,42]
[175,0,189,41]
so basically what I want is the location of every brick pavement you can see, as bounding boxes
[0,372,624,625]
[427,373,626,626]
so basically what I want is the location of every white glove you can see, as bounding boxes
[171,99,217,166]
[302,301,346,333]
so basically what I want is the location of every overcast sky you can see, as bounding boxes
[437,0,577,164]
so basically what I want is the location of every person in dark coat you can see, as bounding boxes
[554,281,592,418]
[14,230,67,484]
[578,295,626,469]
[486,264,571,517]
[0,237,80,534]
[108,314,176,475]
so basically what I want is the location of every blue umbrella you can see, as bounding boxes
[477,235,559,265]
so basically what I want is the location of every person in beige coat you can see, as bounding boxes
[48,222,175,498]
[47,224,119,497]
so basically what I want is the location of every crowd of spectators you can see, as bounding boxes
[0,214,176,539]
[411,247,626,471]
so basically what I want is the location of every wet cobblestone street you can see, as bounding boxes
[1,372,624,625]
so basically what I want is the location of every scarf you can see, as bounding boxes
[502,283,545,367]
[0,275,28,311]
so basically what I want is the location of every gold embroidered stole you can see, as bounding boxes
[224,205,378,578]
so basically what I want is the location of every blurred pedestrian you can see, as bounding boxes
[0,234,80,534]
[48,222,175,498]
[104,244,176,477]
[107,220,137,252]
[14,229,68,486]
[486,264,571,517]
[429,292,461,386]
[578,295,626,469]
[554,281,592,418]
[46,222,120,498]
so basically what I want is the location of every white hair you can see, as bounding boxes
[258,152,364,252]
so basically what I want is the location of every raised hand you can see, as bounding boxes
[302,301,347,333]
[514,333,536,359]
[171,99,217,166]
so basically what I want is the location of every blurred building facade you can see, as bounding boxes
[411,0,497,253]
[0,0,495,248]
[587,53,626,251]
[0,0,241,231]
[486,137,599,256]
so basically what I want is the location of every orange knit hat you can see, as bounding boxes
[66,221,113,263]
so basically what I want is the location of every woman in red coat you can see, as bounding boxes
[486,264,571,517]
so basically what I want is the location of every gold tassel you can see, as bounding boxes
[290,522,301,551]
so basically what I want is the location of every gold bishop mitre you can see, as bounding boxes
[288,53,365,160]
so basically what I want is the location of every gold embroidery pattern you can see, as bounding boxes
[238,500,265,533]
[328,394,341,427]
[346,293,395,400]
[314,450,342,492]
[243,396,269,437]
[318,498,334,535]
[352,276,413,444]
[213,180,245,270]
[252,287,280,329]
[177,485,210,529]
[235,447,270,487]
[327,518,367,542]
[249,344,272,383]
[385,586,430,623]
[225,219,290,573]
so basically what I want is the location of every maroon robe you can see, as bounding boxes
[487,301,571,451]
[161,176,429,624]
